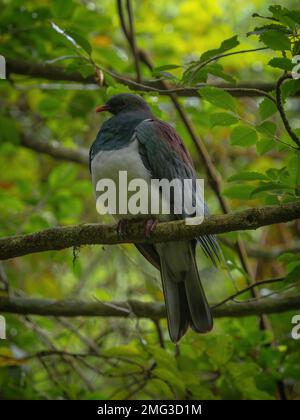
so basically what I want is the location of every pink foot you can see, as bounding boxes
[144,218,158,238]
[116,219,128,237]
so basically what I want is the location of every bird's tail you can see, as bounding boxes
[158,242,213,343]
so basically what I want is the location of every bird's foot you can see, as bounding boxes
[144,218,158,238]
[116,219,129,237]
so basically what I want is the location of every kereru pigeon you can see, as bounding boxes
[89,93,220,343]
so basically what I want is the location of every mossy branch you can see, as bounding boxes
[0,201,299,260]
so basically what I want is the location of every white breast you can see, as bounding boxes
[91,138,172,222]
[91,139,150,186]
[91,139,150,219]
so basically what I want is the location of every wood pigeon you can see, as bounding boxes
[89,93,220,343]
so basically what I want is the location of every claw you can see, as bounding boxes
[117,219,128,237]
[144,218,158,238]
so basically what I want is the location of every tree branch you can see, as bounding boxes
[276,73,300,149]
[0,293,299,319]
[21,133,89,165]
[6,57,300,98]
[125,0,142,82]
[0,201,299,260]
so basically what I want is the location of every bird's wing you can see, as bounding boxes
[135,118,220,264]
[135,119,196,187]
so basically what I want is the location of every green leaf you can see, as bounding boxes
[66,30,92,55]
[182,67,207,84]
[266,168,283,180]
[205,63,236,84]
[200,35,239,62]
[286,265,300,283]
[256,138,274,155]
[153,64,181,72]
[269,5,299,28]
[223,184,254,200]
[259,98,277,120]
[145,379,174,399]
[182,63,236,85]
[278,252,300,263]
[155,71,177,80]
[282,79,300,101]
[284,10,300,25]
[250,182,292,197]
[210,112,238,127]
[187,384,215,400]
[227,361,260,380]
[230,125,258,147]
[154,368,185,395]
[77,63,94,78]
[256,121,276,136]
[228,171,268,182]
[148,346,176,368]
[247,24,292,37]
[260,30,291,51]
[200,87,236,112]
[205,335,234,368]
[217,35,240,52]
[183,63,236,85]
[268,57,293,71]
[104,72,117,87]
[51,23,92,55]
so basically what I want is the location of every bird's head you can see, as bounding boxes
[96,93,151,115]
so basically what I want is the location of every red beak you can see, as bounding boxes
[96,104,111,113]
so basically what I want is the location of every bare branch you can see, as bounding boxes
[276,73,300,149]
[0,292,299,319]
[211,277,285,309]
[125,0,142,82]
[21,133,89,165]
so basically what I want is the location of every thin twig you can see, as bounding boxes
[188,47,268,73]
[211,277,285,309]
[276,73,300,148]
[153,320,165,349]
[126,0,142,82]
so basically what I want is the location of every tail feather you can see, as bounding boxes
[157,242,213,343]
[160,258,189,342]
[184,248,213,333]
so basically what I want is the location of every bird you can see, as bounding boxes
[89,93,220,343]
